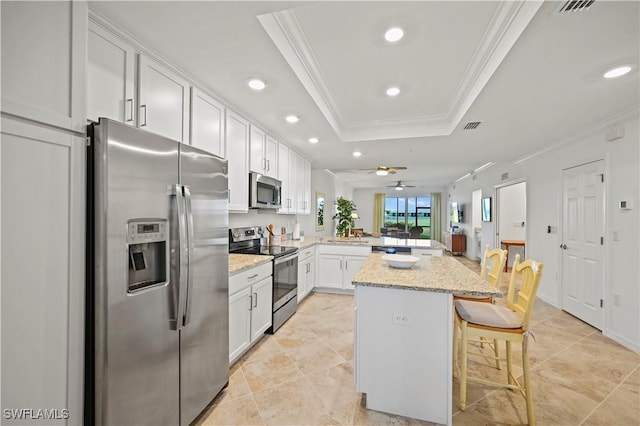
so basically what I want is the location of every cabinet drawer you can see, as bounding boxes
[229,262,272,295]
[318,244,371,256]
[298,247,314,260]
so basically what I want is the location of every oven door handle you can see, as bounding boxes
[274,252,298,265]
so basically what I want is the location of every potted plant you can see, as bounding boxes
[332,196,357,237]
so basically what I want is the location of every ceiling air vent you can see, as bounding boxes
[463,121,482,130]
[557,0,595,13]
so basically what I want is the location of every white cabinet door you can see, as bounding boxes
[1,1,87,132]
[318,255,344,289]
[190,87,225,158]
[226,110,249,213]
[265,135,278,178]
[1,117,85,425]
[87,20,136,125]
[250,277,273,342]
[229,287,251,363]
[297,257,307,302]
[249,125,265,173]
[303,157,312,215]
[277,143,292,214]
[296,153,306,213]
[306,255,315,295]
[288,148,298,213]
[344,256,367,290]
[138,55,190,143]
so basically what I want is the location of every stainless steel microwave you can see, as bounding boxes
[249,172,282,209]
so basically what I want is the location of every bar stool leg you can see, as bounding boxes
[493,338,501,370]
[522,338,535,426]
[506,340,514,385]
[459,320,469,410]
[453,316,459,378]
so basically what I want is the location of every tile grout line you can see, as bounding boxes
[577,364,640,426]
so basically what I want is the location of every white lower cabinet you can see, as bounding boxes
[317,245,371,291]
[229,262,272,364]
[297,247,315,302]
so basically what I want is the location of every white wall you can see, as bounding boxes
[448,112,639,352]
[353,186,447,236]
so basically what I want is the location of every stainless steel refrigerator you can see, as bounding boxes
[86,118,229,425]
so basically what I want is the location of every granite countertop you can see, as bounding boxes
[352,252,502,297]
[229,254,273,276]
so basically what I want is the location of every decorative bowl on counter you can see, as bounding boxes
[382,254,420,269]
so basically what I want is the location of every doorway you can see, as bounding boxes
[561,160,605,330]
[495,181,526,271]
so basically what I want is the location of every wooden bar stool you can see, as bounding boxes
[453,254,543,426]
[453,245,507,369]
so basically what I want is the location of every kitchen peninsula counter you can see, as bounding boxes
[353,253,498,425]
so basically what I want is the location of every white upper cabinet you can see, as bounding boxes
[1,1,86,132]
[190,87,225,158]
[277,143,293,214]
[138,55,190,144]
[226,110,250,213]
[87,20,136,125]
[249,125,266,173]
[249,126,278,178]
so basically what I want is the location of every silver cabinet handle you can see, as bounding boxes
[248,274,259,280]
[248,294,253,311]
[267,159,270,171]
[126,98,134,122]
[340,260,343,270]
[253,292,258,308]
[140,104,147,126]
[345,260,348,270]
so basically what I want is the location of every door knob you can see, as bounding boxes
[560,244,567,249]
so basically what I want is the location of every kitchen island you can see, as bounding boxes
[352,253,501,425]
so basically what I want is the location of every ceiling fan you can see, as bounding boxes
[362,166,407,176]
[387,180,416,191]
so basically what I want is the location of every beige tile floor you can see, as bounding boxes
[199,256,639,425]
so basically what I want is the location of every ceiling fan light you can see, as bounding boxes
[395,186,403,191]
[376,170,388,176]
[386,86,400,97]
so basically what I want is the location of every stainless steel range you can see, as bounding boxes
[229,226,298,333]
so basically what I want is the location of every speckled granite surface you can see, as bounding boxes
[229,254,273,276]
[352,252,502,297]
[276,236,446,250]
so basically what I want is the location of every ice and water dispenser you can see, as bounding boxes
[127,219,168,293]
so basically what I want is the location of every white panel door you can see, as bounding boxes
[138,55,190,143]
[229,287,251,364]
[1,117,85,425]
[288,149,298,213]
[190,87,225,157]
[561,160,605,329]
[225,111,249,213]
[250,277,273,342]
[87,21,136,125]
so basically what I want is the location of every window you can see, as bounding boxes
[384,196,431,238]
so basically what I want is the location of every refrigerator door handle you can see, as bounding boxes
[171,184,189,331]
[183,185,195,327]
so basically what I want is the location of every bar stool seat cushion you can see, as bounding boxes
[455,300,522,329]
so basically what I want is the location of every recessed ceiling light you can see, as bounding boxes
[352,151,362,157]
[285,115,299,123]
[386,87,400,97]
[603,66,631,79]
[247,78,266,90]
[384,27,404,43]
[308,137,319,144]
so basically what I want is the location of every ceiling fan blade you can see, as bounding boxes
[387,166,407,171]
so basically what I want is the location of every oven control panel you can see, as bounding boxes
[230,226,264,242]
